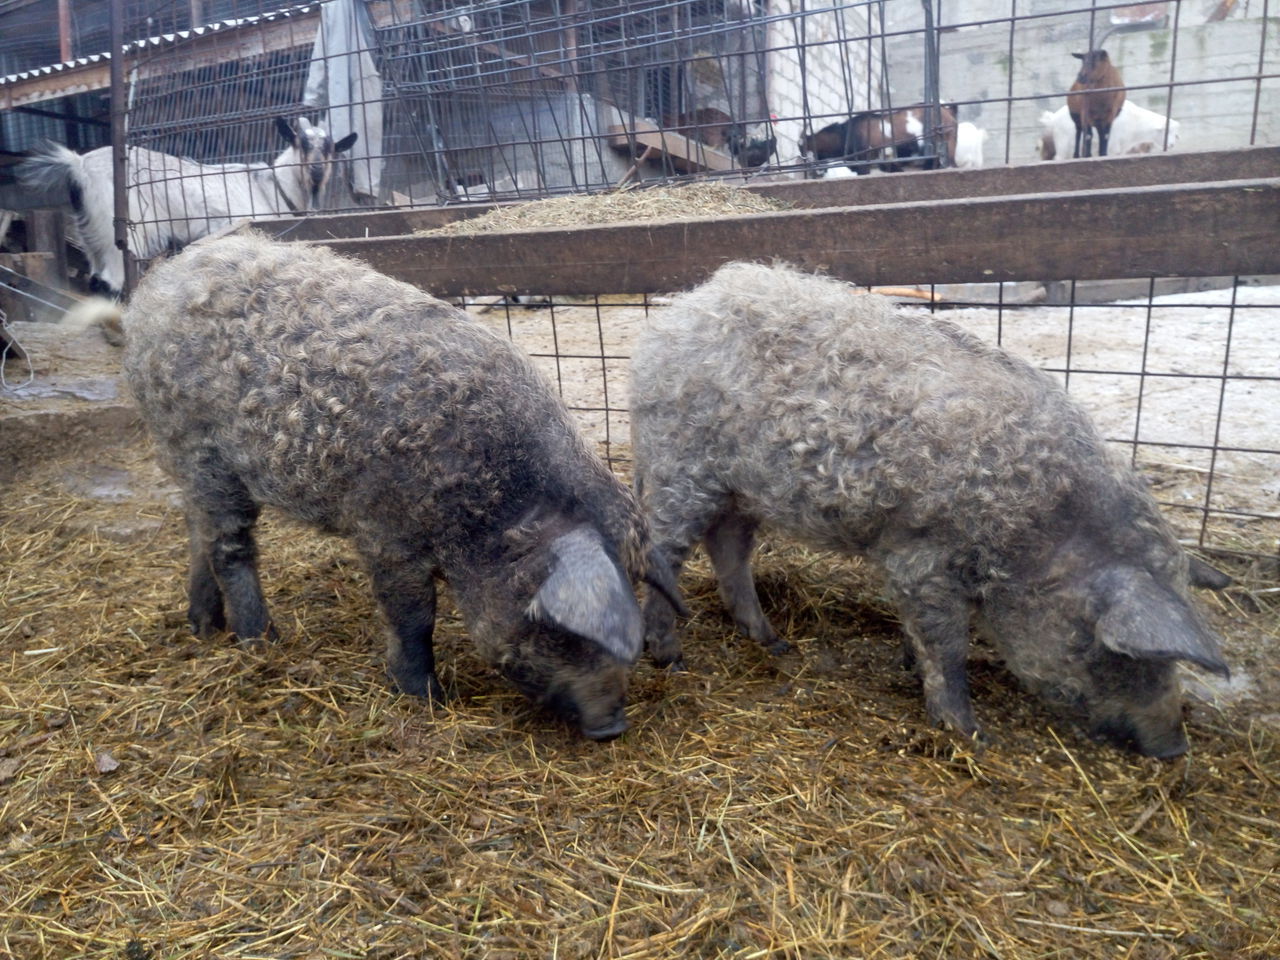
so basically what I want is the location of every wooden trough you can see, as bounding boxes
[245,146,1280,298]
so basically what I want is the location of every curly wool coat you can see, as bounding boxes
[630,262,1226,757]
[124,232,656,738]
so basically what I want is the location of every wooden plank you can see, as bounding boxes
[244,205,496,242]
[308,178,1280,296]
[607,122,736,173]
[747,145,1280,208]
[248,147,1280,242]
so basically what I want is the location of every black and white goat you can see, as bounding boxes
[800,104,958,175]
[19,117,356,296]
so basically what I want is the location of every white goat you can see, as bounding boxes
[1038,101,1179,161]
[19,117,356,295]
[955,121,988,169]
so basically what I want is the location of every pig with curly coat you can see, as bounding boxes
[631,262,1229,757]
[124,232,683,740]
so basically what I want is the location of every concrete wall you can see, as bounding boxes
[767,0,877,163]
[880,1,1277,164]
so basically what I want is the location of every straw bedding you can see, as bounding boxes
[417,183,790,237]
[1,434,1276,960]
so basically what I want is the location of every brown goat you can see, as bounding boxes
[1067,49,1125,158]
[800,104,957,175]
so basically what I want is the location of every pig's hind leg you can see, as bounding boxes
[703,506,789,655]
[183,467,273,643]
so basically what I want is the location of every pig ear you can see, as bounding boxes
[527,527,643,663]
[1187,556,1233,591]
[1094,568,1230,676]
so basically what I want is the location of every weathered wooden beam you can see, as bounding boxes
[606,122,737,173]
[247,147,1280,242]
[0,61,111,111]
[246,205,495,242]
[309,178,1280,295]
[750,145,1280,208]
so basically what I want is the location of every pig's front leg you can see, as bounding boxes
[365,551,446,702]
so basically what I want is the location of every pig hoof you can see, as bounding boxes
[189,610,226,639]
[234,623,279,646]
[763,637,792,656]
[1140,733,1189,761]
[665,657,688,673]
[393,671,446,702]
[647,644,685,668]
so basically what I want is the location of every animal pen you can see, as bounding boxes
[1,0,1279,958]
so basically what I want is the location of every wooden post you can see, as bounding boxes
[57,0,72,62]
[109,0,135,293]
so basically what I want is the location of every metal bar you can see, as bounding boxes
[920,0,942,167]
[109,0,134,294]
[309,178,1280,296]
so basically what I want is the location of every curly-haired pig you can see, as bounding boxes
[122,232,684,740]
[630,262,1230,758]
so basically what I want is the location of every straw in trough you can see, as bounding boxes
[417,183,790,237]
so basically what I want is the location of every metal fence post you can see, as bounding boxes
[109,0,134,294]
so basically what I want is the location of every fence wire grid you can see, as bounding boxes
[0,0,1276,560]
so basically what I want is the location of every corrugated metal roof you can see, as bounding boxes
[0,3,315,88]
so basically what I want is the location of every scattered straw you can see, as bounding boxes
[418,183,790,237]
[1,438,1277,959]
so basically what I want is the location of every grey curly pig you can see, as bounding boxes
[124,232,683,740]
[631,262,1230,758]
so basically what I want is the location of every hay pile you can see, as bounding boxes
[1,440,1277,960]
[418,183,789,237]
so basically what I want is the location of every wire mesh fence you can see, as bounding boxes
[464,276,1279,563]
[90,0,1276,206]
[7,0,1261,270]
[0,0,1276,559]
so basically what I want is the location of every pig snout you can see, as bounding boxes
[581,705,630,741]
[574,675,631,741]
[545,662,631,741]
[1094,692,1189,760]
